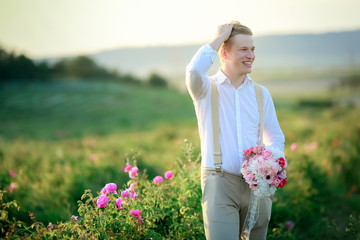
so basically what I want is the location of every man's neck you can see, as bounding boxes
[220,67,246,89]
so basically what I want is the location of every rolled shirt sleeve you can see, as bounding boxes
[185,44,218,101]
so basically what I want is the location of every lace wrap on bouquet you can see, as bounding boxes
[241,182,275,239]
[241,191,259,240]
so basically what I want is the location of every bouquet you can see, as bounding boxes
[241,144,287,197]
[240,144,287,240]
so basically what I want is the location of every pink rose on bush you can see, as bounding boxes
[124,165,133,173]
[121,189,130,199]
[130,209,144,224]
[116,197,125,209]
[129,190,138,200]
[107,183,118,194]
[306,141,318,151]
[124,165,139,178]
[153,176,164,185]
[9,183,17,193]
[290,143,297,151]
[97,194,109,208]
[101,183,117,194]
[129,167,139,179]
[164,171,174,180]
[89,154,97,161]
[9,170,16,178]
[130,209,141,218]
[129,182,137,190]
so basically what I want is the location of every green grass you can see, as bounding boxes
[0,79,196,140]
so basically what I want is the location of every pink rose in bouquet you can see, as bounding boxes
[243,147,254,155]
[272,178,281,187]
[262,149,273,159]
[279,177,287,188]
[276,157,287,168]
[244,172,255,183]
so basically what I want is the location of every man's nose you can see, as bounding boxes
[247,50,255,59]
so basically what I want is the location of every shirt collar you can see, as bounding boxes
[214,68,253,86]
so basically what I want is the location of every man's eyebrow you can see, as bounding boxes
[239,46,255,49]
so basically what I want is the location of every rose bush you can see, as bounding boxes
[0,141,204,239]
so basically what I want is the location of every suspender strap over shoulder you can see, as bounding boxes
[254,83,264,145]
[211,80,222,172]
[211,80,264,172]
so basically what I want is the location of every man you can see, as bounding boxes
[185,21,285,240]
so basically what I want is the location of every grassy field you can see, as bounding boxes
[1,77,359,239]
[0,80,197,140]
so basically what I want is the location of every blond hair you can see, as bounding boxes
[219,21,253,63]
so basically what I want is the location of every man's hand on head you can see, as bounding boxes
[215,24,233,42]
[210,24,233,51]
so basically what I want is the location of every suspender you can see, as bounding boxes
[254,82,264,145]
[211,80,264,172]
[211,80,222,172]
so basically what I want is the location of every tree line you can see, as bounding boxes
[0,46,168,87]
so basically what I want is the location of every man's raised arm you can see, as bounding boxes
[185,24,233,100]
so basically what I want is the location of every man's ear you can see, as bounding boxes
[220,47,228,61]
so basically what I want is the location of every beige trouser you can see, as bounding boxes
[201,168,272,240]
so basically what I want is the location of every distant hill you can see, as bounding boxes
[38,30,360,79]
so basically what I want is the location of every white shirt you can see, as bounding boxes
[185,44,285,175]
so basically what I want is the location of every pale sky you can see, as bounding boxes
[1,0,360,58]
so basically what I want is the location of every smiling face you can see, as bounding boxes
[221,34,255,78]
